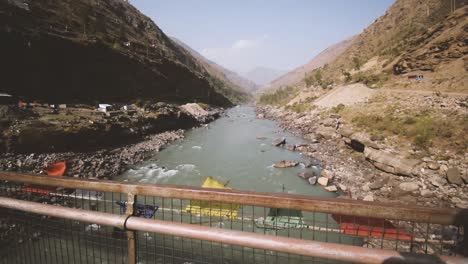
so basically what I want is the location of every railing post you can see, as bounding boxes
[127,193,137,264]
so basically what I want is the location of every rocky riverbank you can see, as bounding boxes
[0,102,222,179]
[256,105,468,209]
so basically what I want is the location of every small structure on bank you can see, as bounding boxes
[408,74,424,81]
[98,104,113,112]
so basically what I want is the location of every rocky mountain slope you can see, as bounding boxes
[0,0,242,106]
[259,37,354,93]
[171,37,253,101]
[310,0,467,91]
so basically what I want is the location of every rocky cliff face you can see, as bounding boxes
[0,0,236,106]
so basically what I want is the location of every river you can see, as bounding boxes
[116,105,336,198]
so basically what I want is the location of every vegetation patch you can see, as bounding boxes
[303,67,333,89]
[285,97,317,113]
[351,108,467,151]
[352,72,390,88]
[258,86,297,106]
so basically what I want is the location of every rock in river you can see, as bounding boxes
[272,137,286,147]
[298,172,314,179]
[317,177,329,186]
[324,185,338,192]
[308,176,317,185]
[285,144,296,151]
[274,160,298,168]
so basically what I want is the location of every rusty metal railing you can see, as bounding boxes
[0,171,467,264]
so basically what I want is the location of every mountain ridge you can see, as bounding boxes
[171,37,256,97]
[258,37,355,94]
[0,0,242,106]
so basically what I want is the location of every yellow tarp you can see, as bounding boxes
[184,177,240,219]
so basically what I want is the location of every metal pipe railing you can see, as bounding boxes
[0,197,465,264]
[1,172,467,225]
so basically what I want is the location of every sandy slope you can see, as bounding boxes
[313,83,377,108]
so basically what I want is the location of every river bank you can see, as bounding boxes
[256,105,468,209]
[0,102,222,179]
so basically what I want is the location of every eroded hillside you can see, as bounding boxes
[309,0,467,91]
[0,0,238,106]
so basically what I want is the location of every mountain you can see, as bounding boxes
[0,0,241,106]
[244,67,286,86]
[171,37,254,100]
[221,70,259,93]
[259,37,354,93]
[310,0,467,91]
[257,0,467,107]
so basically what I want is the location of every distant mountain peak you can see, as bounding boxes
[243,67,286,86]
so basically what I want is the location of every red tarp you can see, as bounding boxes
[21,162,66,194]
[332,214,412,241]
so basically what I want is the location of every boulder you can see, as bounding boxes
[317,177,329,186]
[324,185,338,192]
[272,137,286,147]
[315,127,336,140]
[363,194,374,202]
[364,148,420,176]
[297,172,314,180]
[420,189,434,198]
[428,175,447,187]
[304,159,320,168]
[446,167,463,185]
[369,176,389,190]
[256,136,267,140]
[274,160,298,168]
[427,162,440,170]
[337,183,347,191]
[180,103,209,119]
[398,182,419,192]
[285,144,296,151]
[350,134,379,150]
[320,169,334,179]
[321,118,336,128]
[362,184,371,192]
[308,176,317,185]
[339,127,354,138]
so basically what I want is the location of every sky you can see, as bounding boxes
[130,0,395,74]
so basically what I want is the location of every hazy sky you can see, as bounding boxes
[131,0,395,73]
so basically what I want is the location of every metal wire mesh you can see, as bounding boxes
[0,179,465,264]
[135,196,464,257]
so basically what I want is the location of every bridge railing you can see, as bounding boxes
[0,171,466,264]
